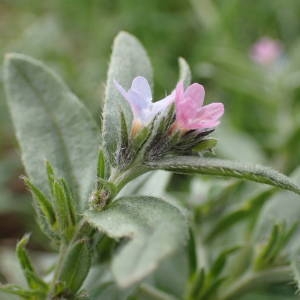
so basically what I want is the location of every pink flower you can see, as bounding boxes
[114,76,174,125]
[250,37,282,65]
[174,82,224,131]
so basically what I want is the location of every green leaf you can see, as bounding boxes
[210,247,240,277]
[23,177,56,226]
[178,57,192,88]
[199,277,226,300]
[85,196,188,287]
[23,270,48,292]
[149,248,188,298]
[88,281,135,300]
[188,229,198,277]
[53,179,76,240]
[215,123,267,163]
[255,223,298,270]
[193,138,218,153]
[58,239,91,295]
[102,31,153,164]
[60,178,77,224]
[254,167,300,252]
[147,156,300,196]
[292,256,300,292]
[0,284,44,298]
[16,235,34,276]
[136,284,178,300]
[116,110,132,167]
[3,53,99,209]
[188,269,205,299]
[46,160,56,195]
[97,149,108,181]
[205,188,275,242]
[16,234,47,291]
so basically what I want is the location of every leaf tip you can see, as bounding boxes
[116,30,135,40]
[114,31,145,50]
[4,52,14,61]
[178,56,186,64]
[3,53,34,80]
[4,52,27,65]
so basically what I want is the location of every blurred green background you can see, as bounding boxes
[1,0,300,298]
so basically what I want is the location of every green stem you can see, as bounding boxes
[48,243,67,299]
[91,161,150,210]
[110,164,149,193]
[218,266,293,300]
[47,220,93,299]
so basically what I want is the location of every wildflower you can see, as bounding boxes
[250,37,282,65]
[174,82,224,131]
[114,76,174,127]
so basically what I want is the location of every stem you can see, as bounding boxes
[48,243,67,299]
[218,266,293,300]
[110,164,149,193]
[47,220,93,299]
[91,161,150,210]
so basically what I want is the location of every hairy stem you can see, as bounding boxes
[47,220,93,299]
[111,164,149,193]
[48,243,67,299]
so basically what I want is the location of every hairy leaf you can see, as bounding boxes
[16,234,47,291]
[205,188,275,242]
[254,167,300,252]
[0,284,44,298]
[4,54,99,208]
[85,196,188,287]
[292,257,300,292]
[23,177,56,226]
[102,31,153,163]
[58,239,91,295]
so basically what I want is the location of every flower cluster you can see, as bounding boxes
[115,77,224,131]
[114,76,224,163]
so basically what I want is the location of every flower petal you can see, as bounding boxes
[198,102,224,120]
[175,81,187,127]
[188,102,224,130]
[175,82,208,128]
[130,76,152,103]
[175,81,185,106]
[152,90,175,115]
[114,79,130,102]
[184,83,205,108]
[114,78,151,121]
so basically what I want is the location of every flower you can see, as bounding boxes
[250,37,282,65]
[114,76,174,125]
[174,81,224,131]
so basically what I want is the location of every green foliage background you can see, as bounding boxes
[1,1,300,299]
